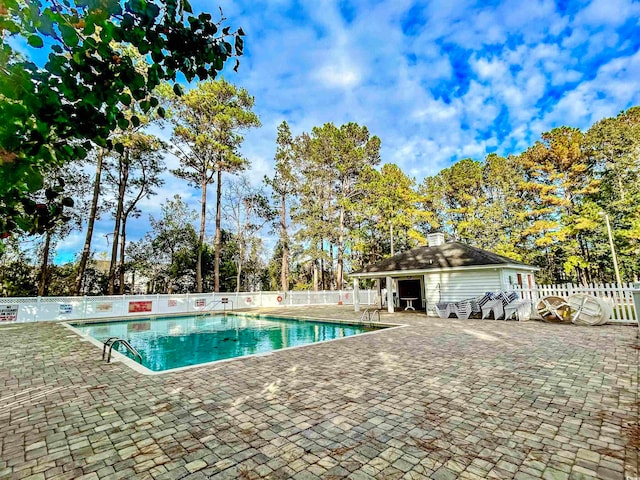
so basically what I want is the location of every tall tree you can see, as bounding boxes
[294,123,381,290]
[517,126,599,283]
[480,153,528,258]
[1,0,244,244]
[355,164,429,267]
[264,121,297,292]
[164,79,259,292]
[34,165,90,295]
[136,195,199,293]
[74,148,107,295]
[584,106,640,281]
[292,132,333,290]
[104,133,164,294]
[223,176,273,292]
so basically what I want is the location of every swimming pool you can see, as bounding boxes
[70,314,386,373]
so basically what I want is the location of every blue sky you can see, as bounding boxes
[49,0,640,263]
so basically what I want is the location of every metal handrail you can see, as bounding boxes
[360,308,381,325]
[102,337,119,360]
[102,337,142,364]
[196,299,234,318]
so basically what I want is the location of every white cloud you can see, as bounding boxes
[540,48,640,130]
[44,0,640,263]
[576,0,640,27]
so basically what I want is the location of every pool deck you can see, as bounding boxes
[0,307,637,480]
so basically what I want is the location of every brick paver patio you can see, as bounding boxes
[0,307,638,479]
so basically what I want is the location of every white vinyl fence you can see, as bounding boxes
[513,283,639,324]
[0,290,376,324]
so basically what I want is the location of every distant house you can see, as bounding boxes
[350,233,538,314]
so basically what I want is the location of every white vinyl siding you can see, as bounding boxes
[501,269,536,289]
[423,269,503,313]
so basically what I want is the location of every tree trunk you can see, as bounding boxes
[38,230,52,296]
[390,223,394,256]
[235,199,243,293]
[320,240,326,291]
[337,206,344,290]
[312,260,319,291]
[235,261,242,292]
[280,194,289,292]
[74,149,104,295]
[108,151,128,294]
[118,216,128,294]
[196,173,207,293]
[214,169,222,292]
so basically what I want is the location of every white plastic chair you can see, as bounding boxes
[481,298,504,320]
[435,303,452,318]
[454,301,473,320]
[504,299,533,321]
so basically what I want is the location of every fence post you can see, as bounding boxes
[631,282,640,325]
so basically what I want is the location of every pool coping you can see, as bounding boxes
[62,311,406,376]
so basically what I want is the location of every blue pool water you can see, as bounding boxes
[71,314,381,372]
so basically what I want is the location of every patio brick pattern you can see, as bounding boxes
[0,307,638,479]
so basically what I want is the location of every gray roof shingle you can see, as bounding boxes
[353,242,535,275]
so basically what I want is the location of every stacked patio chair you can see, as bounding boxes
[435,302,453,318]
[453,301,473,319]
[481,295,504,320]
[473,293,495,318]
[498,291,531,320]
[436,291,529,321]
[504,298,533,321]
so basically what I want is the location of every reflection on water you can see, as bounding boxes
[73,315,380,371]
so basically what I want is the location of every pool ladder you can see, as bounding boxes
[360,308,381,326]
[102,337,142,364]
[196,299,234,318]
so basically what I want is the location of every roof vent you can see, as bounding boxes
[427,232,445,247]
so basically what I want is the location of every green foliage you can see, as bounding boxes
[1,0,244,241]
[292,122,381,289]
[264,121,297,291]
[163,77,259,291]
[223,175,273,292]
[355,163,428,267]
[166,78,260,186]
[0,257,38,297]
